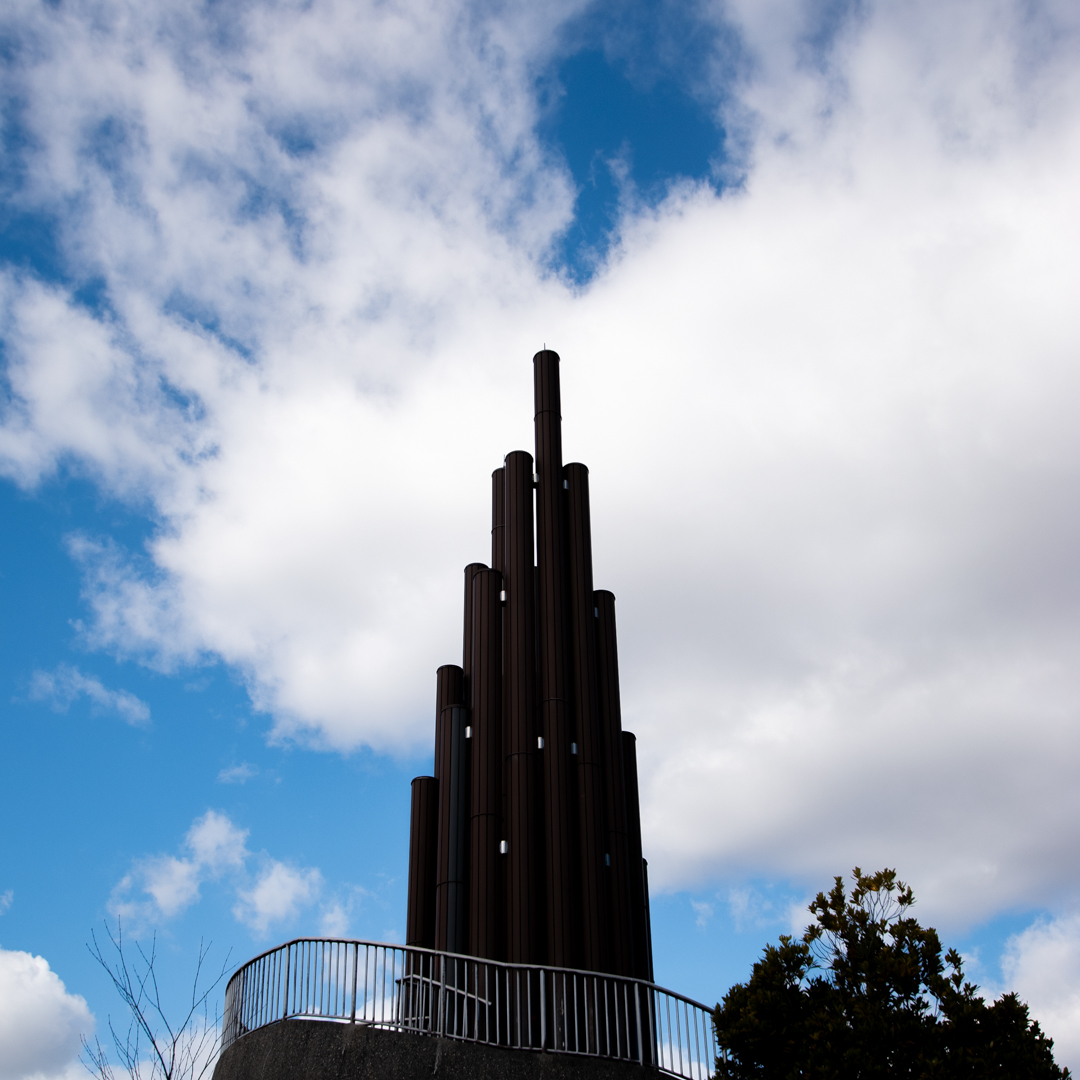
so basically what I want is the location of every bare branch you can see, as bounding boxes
[82,921,232,1080]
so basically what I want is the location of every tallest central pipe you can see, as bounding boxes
[534,349,577,968]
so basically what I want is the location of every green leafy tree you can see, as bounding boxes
[714,868,1068,1079]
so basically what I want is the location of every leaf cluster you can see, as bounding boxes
[714,869,1068,1079]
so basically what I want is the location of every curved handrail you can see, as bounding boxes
[222,938,714,1079]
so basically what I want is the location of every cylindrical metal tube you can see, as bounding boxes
[406,775,439,947]
[492,464,509,958]
[564,461,607,972]
[462,562,488,709]
[434,664,465,792]
[595,589,635,977]
[533,349,577,968]
[491,467,506,575]
[469,567,503,959]
[435,664,469,955]
[622,731,653,982]
[435,704,470,954]
[502,450,543,964]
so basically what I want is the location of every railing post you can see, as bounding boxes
[350,942,359,1023]
[648,987,657,1069]
[634,981,643,1065]
[282,944,291,1021]
[438,954,447,1038]
[540,968,546,1050]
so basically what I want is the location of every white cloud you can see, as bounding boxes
[314,886,373,939]
[135,857,203,920]
[109,811,323,937]
[728,887,812,936]
[185,810,249,873]
[0,948,93,1080]
[217,763,257,784]
[0,891,12,915]
[27,664,150,726]
[1,0,1079,934]
[110,810,250,922]
[1003,912,1080,1073]
[234,862,323,937]
[318,901,350,938]
[690,900,714,929]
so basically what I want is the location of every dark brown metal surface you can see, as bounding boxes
[462,562,487,709]
[417,349,653,979]
[594,590,635,977]
[492,464,509,958]
[621,732,653,982]
[436,664,466,714]
[435,662,469,955]
[469,567,504,959]
[502,450,543,964]
[406,775,439,947]
[533,349,577,969]
[564,462,607,972]
[491,467,506,575]
[434,664,465,792]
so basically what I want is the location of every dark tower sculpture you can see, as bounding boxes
[406,349,653,980]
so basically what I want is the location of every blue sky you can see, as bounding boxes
[3,0,1080,1076]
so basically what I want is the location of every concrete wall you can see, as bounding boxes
[213,1019,660,1080]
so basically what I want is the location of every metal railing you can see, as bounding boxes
[222,939,714,1079]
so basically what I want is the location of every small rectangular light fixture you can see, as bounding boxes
[605,853,611,866]
[533,472,539,485]
[594,606,599,617]
[499,840,509,855]
[465,726,472,739]
[537,736,544,749]
[563,478,569,489]
[499,590,506,602]
[571,742,578,755]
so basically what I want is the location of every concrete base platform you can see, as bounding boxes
[213,1019,659,1080]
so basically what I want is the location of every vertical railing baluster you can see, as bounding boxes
[675,994,684,1076]
[391,947,397,1025]
[350,943,358,1023]
[296,942,302,1017]
[304,942,309,1016]
[438,954,446,1037]
[572,972,578,1053]
[282,944,291,1020]
[540,969,546,1051]
[299,941,306,1016]
[287,945,293,1020]
[691,999,701,1079]
[648,986,657,1069]
[693,1002,702,1080]
[363,943,371,1022]
[610,978,618,1059]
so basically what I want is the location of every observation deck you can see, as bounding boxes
[214,938,714,1080]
